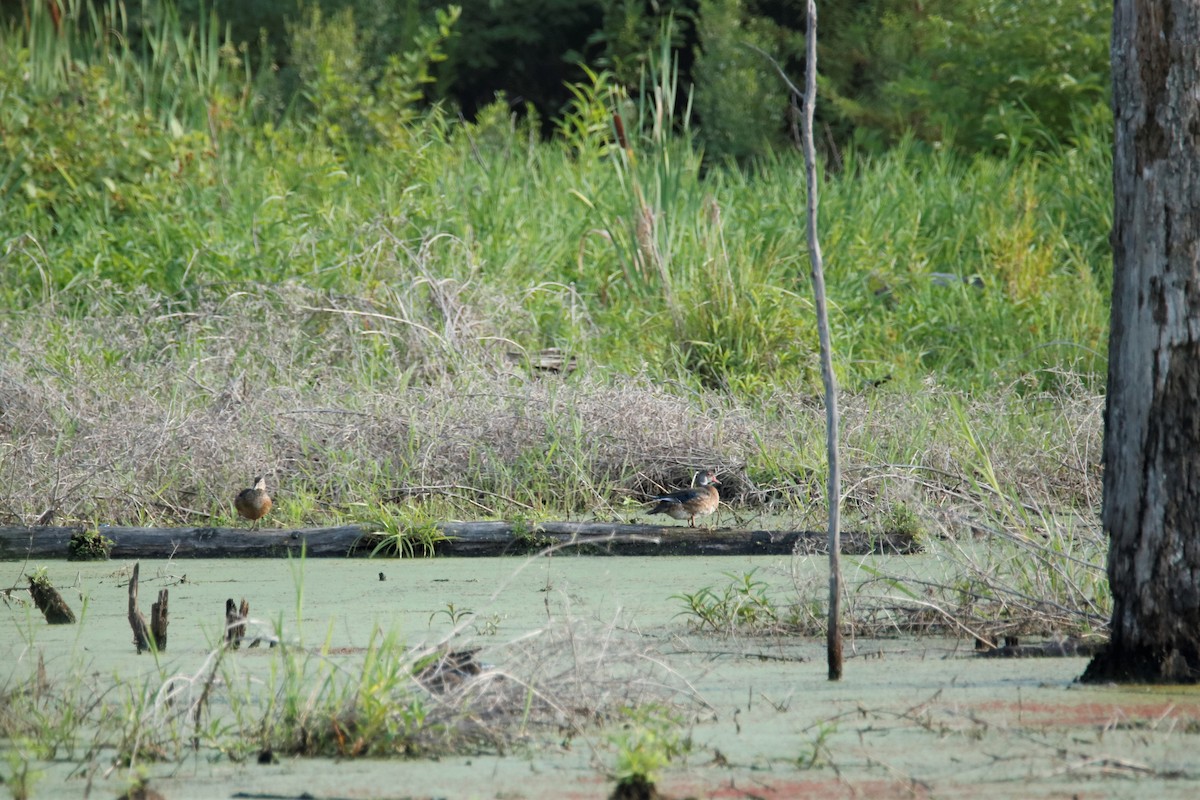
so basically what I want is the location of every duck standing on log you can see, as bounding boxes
[235,476,272,530]
[646,470,721,528]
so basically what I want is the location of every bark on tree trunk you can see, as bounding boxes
[151,588,169,651]
[128,562,152,654]
[1082,0,1200,684]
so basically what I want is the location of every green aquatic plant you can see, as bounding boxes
[672,568,782,634]
[0,743,44,800]
[882,502,926,543]
[609,704,690,798]
[368,504,450,558]
[430,602,473,628]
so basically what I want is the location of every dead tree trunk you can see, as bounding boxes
[225,598,248,649]
[128,562,152,653]
[151,588,169,651]
[1082,0,1200,683]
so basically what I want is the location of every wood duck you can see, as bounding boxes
[234,476,272,529]
[647,470,721,527]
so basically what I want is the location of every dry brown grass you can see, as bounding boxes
[0,284,1103,532]
[407,617,707,757]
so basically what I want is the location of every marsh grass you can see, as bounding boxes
[841,450,1109,645]
[2,1,1111,388]
[670,494,1106,645]
[658,383,1106,643]
[1,1,1110,533]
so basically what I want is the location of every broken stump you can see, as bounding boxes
[151,588,169,650]
[225,598,248,648]
[28,573,75,624]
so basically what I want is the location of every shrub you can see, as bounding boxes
[820,0,1110,155]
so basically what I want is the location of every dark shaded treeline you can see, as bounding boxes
[2,0,1111,158]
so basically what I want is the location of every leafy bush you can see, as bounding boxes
[0,0,1112,396]
[0,0,247,237]
[287,3,459,147]
[691,0,796,163]
[820,0,1110,154]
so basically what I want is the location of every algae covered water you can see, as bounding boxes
[4,555,1199,799]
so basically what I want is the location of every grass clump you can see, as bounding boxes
[366,503,450,558]
[254,630,436,758]
[879,502,927,545]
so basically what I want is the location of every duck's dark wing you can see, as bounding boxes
[654,487,706,505]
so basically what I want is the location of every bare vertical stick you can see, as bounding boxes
[800,0,842,680]
[128,562,151,654]
[746,3,842,681]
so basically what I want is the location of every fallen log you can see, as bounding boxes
[0,522,921,560]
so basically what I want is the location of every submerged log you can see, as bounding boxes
[0,522,921,560]
[977,637,1105,658]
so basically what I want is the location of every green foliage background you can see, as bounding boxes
[0,0,1112,397]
